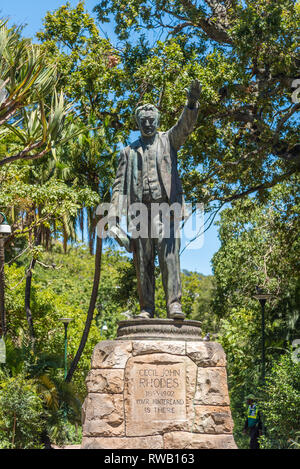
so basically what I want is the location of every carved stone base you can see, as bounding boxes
[117,318,202,341]
[81,320,237,449]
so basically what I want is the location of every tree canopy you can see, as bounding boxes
[92,0,300,212]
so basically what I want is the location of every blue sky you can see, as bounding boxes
[1,0,222,275]
[0,1,97,37]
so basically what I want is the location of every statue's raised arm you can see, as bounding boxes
[168,79,201,151]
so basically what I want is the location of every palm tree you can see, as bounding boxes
[0,20,79,167]
[25,351,81,446]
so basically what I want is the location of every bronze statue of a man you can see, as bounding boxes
[109,80,201,320]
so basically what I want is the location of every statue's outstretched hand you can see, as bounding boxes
[185,79,201,107]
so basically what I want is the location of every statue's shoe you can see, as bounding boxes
[136,310,152,319]
[168,303,185,320]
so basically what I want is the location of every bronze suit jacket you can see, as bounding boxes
[110,103,199,226]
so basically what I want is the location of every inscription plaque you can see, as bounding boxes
[132,362,186,422]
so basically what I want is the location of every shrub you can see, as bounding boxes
[259,351,300,449]
[0,372,45,449]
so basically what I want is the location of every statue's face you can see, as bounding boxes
[137,110,159,137]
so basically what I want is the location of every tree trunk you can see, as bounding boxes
[79,208,84,243]
[12,412,16,447]
[25,258,37,343]
[45,226,51,251]
[66,221,103,383]
[63,225,68,254]
[88,223,96,255]
[87,208,97,255]
[25,229,41,347]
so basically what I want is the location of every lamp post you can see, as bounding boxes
[253,288,272,385]
[59,318,74,380]
[253,288,272,438]
[0,212,11,339]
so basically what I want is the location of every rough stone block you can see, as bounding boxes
[191,406,234,434]
[91,340,132,369]
[163,432,237,449]
[194,367,230,406]
[132,340,186,356]
[82,435,164,449]
[85,369,124,394]
[186,341,226,367]
[82,393,124,437]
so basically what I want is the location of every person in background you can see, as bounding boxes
[243,394,262,449]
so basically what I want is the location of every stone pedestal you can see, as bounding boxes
[81,319,237,449]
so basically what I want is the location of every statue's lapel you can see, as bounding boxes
[130,138,143,198]
[156,132,166,165]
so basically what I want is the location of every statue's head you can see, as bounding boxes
[135,103,160,137]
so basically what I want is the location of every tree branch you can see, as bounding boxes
[275,103,300,135]
[157,0,233,44]
[182,0,233,44]
[217,169,296,203]
[0,147,49,166]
